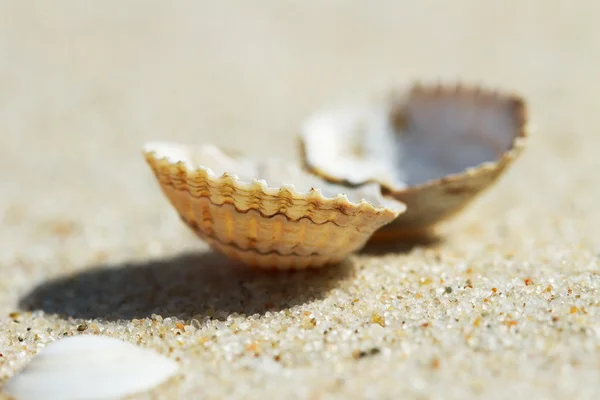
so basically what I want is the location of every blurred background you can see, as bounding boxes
[1,0,599,273]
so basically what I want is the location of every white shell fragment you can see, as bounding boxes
[300,83,528,238]
[300,104,403,189]
[143,142,406,268]
[4,335,179,400]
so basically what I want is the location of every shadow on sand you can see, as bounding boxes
[359,231,443,256]
[19,251,355,322]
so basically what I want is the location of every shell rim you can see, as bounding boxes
[142,142,407,216]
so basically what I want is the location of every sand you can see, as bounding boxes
[1,1,600,399]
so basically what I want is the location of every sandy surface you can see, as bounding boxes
[1,1,600,399]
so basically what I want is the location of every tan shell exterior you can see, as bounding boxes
[143,145,405,268]
[300,83,529,239]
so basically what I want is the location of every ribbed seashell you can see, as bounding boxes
[299,83,528,239]
[143,142,406,268]
[4,335,179,400]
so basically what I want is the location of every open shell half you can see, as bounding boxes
[299,83,528,239]
[143,142,405,268]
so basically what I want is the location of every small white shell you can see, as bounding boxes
[143,142,406,268]
[4,335,179,400]
[299,83,528,238]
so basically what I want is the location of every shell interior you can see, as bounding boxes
[300,84,527,192]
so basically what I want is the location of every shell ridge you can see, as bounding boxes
[204,229,323,257]
[145,151,403,213]
[164,184,352,227]
[153,168,401,218]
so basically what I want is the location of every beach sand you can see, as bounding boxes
[1,1,599,399]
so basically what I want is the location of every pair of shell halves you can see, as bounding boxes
[143,82,528,268]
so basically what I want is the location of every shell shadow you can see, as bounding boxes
[18,251,355,322]
[359,231,443,256]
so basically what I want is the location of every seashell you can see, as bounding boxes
[4,335,179,400]
[299,83,528,239]
[142,142,406,268]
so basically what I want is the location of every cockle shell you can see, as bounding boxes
[299,83,528,239]
[143,142,405,268]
